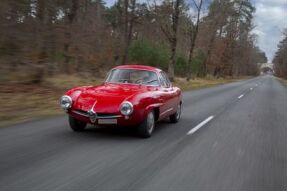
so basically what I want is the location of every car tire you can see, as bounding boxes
[138,111,155,138]
[170,104,181,123]
[69,116,87,132]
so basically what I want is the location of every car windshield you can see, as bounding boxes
[106,69,160,86]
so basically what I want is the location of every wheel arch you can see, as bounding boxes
[144,103,162,121]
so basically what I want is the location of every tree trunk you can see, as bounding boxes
[168,0,181,81]
[186,0,203,81]
[121,0,136,65]
[169,39,177,81]
[35,0,48,83]
[64,0,78,74]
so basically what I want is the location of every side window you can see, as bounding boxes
[158,74,166,87]
[160,72,171,87]
[165,73,171,87]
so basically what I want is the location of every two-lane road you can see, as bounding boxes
[1,75,287,191]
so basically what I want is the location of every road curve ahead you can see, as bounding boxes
[1,75,287,191]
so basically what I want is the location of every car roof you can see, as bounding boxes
[113,65,162,73]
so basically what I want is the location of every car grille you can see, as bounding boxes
[72,109,121,119]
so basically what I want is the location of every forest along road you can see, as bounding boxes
[1,75,287,191]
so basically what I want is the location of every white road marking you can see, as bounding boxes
[250,88,253,91]
[187,116,214,135]
[238,94,244,99]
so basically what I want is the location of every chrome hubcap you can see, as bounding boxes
[147,112,155,134]
[176,104,181,120]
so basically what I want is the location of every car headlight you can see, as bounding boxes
[120,101,133,116]
[60,95,72,110]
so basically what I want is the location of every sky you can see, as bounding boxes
[252,0,287,62]
[104,0,287,62]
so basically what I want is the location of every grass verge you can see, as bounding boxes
[0,75,246,127]
[173,77,241,91]
[278,77,287,88]
[0,75,102,127]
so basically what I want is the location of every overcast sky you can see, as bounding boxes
[104,0,287,62]
[252,0,287,62]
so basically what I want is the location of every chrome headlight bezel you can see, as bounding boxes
[120,101,134,116]
[60,95,72,110]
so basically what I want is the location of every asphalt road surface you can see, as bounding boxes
[1,75,287,191]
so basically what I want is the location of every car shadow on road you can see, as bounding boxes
[63,119,173,140]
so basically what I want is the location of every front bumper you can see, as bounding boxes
[68,109,142,126]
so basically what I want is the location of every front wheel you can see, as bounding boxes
[69,116,87,132]
[138,111,155,138]
[170,104,181,123]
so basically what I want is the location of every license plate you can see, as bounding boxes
[98,119,117,125]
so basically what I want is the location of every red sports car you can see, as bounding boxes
[60,65,182,138]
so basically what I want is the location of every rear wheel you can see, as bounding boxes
[138,111,155,138]
[69,116,87,132]
[170,104,181,123]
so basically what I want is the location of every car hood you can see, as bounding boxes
[73,83,147,113]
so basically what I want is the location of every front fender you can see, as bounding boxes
[126,90,163,123]
[144,103,162,116]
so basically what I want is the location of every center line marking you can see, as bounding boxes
[238,94,244,99]
[187,116,214,135]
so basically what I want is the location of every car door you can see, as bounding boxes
[158,72,174,118]
[160,72,179,113]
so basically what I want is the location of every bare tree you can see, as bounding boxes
[64,0,79,74]
[274,30,287,78]
[159,0,182,81]
[122,0,137,65]
[0,0,266,82]
[202,0,231,78]
[186,0,203,81]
